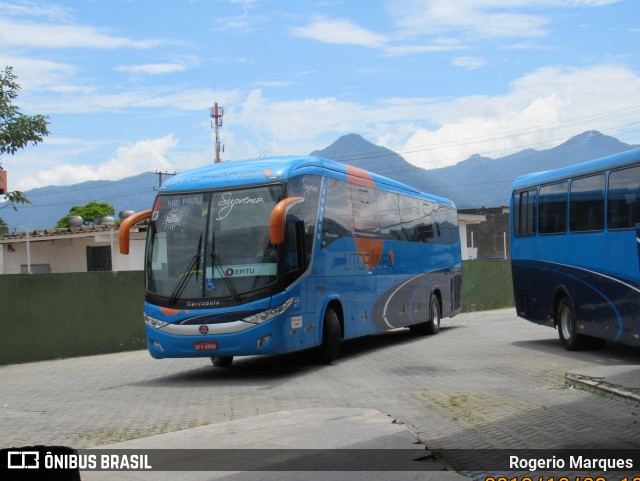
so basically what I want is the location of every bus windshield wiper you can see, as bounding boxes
[211,250,242,303]
[168,234,202,305]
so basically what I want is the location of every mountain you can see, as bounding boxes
[313,131,639,208]
[424,130,637,207]
[311,133,447,194]
[2,130,638,232]
[0,172,160,232]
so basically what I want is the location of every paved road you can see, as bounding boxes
[2,309,639,477]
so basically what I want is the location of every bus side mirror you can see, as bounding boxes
[269,197,304,245]
[119,210,152,254]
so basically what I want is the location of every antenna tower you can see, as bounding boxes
[210,100,224,163]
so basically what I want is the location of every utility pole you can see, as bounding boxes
[154,170,176,191]
[210,100,224,163]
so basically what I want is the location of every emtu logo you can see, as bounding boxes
[7,450,39,469]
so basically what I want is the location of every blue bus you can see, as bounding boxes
[120,156,462,366]
[510,148,640,350]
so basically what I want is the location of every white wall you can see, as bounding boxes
[0,231,147,274]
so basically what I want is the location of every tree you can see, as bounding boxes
[57,201,116,228]
[0,66,50,232]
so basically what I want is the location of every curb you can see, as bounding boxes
[565,372,640,408]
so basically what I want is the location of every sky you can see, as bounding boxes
[1,0,640,192]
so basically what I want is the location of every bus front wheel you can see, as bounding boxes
[211,356,233,368]
[318,308,341,364]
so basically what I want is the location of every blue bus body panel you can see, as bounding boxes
[511,148,640,192]
[512,259,640,345]
[145,279,320,359]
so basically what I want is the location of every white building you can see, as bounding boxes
[0,225,147,274]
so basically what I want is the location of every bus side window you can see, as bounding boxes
[514,189,537,237]
[608,165,640,230]
[285,217,306,282]
[447,207,459,245]
[539,182,567,235]
[570,173,605,233]
[420,201,437,243]
[399,195,420,242]
[377,190,403,241]
[322,178,353,248]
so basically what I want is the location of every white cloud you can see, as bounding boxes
[292,17,388,47]
[115,63,188,75]
[385,0,620,39]
[452,56,487,69]
[382,42,466,56]
[0,56,77,89]
[0,0,72,20]
[212,13,267,33]
[0,16,163,49]
[254,80,294,88]
[15,135,178,190]
[28,87,244,114]
[400,64,640,169]
[222,64,640,170]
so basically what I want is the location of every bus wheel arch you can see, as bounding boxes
[555,293,606,351]
[317,300,343,364]
[410,289,441,336]
[554,292,588,351]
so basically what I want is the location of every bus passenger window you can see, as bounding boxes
[539,182,568,234]
[570,174,605,233]
[322,178,353,247]
[377,190,403,241]
[399,196,420,242]
[608,165,640,230]
[514,189,537,237]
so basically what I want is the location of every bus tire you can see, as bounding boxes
[211,356,233,368]
[409,296,441,336]
[318,308,341,364]
[557,298,588,351]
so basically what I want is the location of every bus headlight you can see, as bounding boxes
[145,314,168,329]
[243,298,293,325]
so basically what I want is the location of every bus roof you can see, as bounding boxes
[511,148,640,192]
[160,155,456,207]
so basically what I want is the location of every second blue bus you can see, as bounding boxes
[510,148,640,350]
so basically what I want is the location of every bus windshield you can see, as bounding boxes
[146,184,284,305]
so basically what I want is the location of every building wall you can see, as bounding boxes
[0,260,514,365]
[0,271,146,365]
[462,208,510,259]
[0,231,146,274]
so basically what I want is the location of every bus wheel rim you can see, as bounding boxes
[560,308,572,340]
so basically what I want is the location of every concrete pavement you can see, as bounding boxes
[81,407,468,480]
[2,309,639,480]
[77,362,640,480]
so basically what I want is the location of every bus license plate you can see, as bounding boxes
[194,341,218,351]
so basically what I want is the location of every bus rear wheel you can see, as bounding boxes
[557,297,593,351]
[409,296,440,336]
[317,308,341,364]
[211,356,233,368]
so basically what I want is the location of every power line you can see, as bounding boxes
[327,105,640,167]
